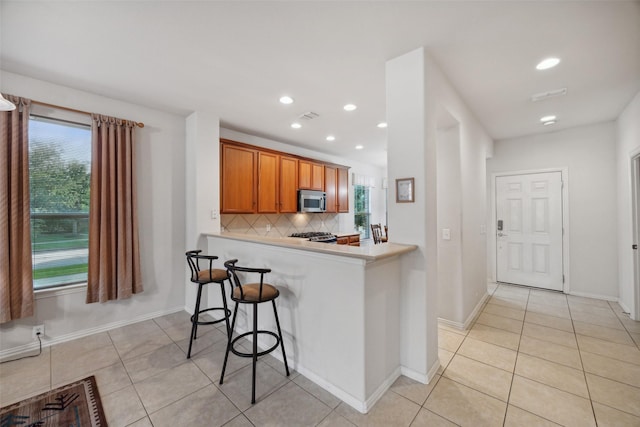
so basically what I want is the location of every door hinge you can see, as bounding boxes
[633,244,638,250]
[562,275,565,283]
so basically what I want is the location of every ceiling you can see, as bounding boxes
[2,1,639,167]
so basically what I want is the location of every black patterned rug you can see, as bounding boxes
[0,375,107,426]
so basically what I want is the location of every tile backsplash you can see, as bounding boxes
[221,213,340,237]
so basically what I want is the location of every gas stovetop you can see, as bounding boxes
[289,232,337,243]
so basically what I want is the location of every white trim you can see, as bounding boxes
[567,291,618,302]
[362,367,401,413]
[489,168,570,293]
[34,283,87,299]
[618,299,633,316]
[438,291,488,330]
[400,366,428,384]
[630,148,640,321]
[0,306,184,361]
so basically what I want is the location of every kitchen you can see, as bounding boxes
[1,2,639,425]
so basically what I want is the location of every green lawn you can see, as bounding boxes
[33,263,88,279]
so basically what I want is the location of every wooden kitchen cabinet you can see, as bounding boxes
[279,155,298,213]
[324,165,337,213]
[336,233,360,246]
[299,160,324,191]
[257,151,278,213]
[221,143,256,213]
[337,167,349,213]
[221,139,349,214]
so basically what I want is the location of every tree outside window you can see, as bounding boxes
[29,116,91,289]
[354,185,371,239]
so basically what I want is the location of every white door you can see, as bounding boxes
[496,172,563,290]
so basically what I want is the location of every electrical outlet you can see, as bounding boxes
[266,224,271,232]
[32,325,45,339]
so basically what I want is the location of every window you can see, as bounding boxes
[354,184,371,239]
[29,114,91,290]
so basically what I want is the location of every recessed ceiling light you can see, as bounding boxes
[279,96,294,104]
[326,135,335,141]
[291,122,302,129]
[540,115,556,122]
[536,57,560,70]
[343,104,357,111]
[543,120,556,126]
[377,122,388,128]
[355,145,364,150]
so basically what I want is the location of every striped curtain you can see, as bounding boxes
[0,95,34,323]
[86,114,142,303]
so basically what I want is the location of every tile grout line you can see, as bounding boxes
[501,284,530,427]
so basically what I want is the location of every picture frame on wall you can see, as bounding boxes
[395,178,415,203]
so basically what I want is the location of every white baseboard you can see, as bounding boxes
[438,291,489,331]
[0,306,185,361]
[567,290,618,302]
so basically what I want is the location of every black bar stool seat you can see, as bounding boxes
[219,259,290,404]
[185,250,232,359]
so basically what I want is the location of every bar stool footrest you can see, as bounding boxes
[191,307,231,326]
[231,331,280,358]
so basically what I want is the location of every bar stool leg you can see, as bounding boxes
[251,302,258,404]
[272,300,290,376]
[220,279,231,339]
[187,283,204,359]
[219,302,239,385]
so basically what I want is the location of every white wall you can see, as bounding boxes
[487,122,618,300]
[616,91,640,318]
[0,71,187,354]
[386,48,493,381]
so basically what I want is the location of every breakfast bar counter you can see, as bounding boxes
[204,232,418,413]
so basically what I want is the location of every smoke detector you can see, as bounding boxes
[531,88,567,102]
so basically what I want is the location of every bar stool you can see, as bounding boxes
[219,259,290,404]
[185,250,232,359]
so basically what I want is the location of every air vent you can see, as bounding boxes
[299,112,319,120]
[531,88,567,102]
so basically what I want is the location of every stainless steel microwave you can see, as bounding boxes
[298,189,326,213]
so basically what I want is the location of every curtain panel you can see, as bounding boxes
[86,114,142,303]
[0,95,34,323]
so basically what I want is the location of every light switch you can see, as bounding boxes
[211,210,219,219]
[442,228,451,240]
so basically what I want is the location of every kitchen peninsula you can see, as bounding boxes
[206,232,417,413]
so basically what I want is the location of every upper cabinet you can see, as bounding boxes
[337,167,349,213]
[221,142,256,213]
[299,160,324,191]
[257,151,279,213]
[220,139,348,214]
[324,165,337,213]
[279,155,298,213]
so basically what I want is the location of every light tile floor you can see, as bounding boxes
[2,283,640,426]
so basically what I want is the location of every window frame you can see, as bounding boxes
[29,106,92,292]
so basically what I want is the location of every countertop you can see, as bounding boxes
[206,232,417,261]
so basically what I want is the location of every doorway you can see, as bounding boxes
[495,171,564,291]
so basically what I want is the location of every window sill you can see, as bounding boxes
[34,282,86,300]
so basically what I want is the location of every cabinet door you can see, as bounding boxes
[337,167,349,213]
[298,160,312,189]
[311,163,325,190]
[324,166,337,213]
[279,156,298,213]
[221,144,256,213]
[299,160,325,190]
[258,151,278,213]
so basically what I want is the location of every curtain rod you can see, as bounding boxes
[32,100,145,128]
